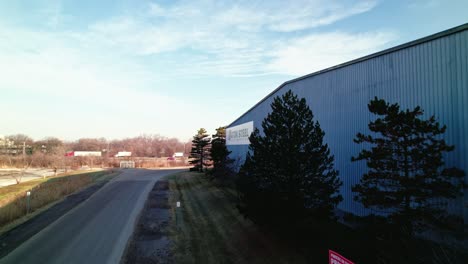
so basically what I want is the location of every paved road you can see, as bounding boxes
[0,169,182,264]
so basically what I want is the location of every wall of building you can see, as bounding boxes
[227,25,468,222]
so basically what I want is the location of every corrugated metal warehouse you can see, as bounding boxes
[226,23,468,224]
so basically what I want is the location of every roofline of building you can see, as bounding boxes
[228,23,468,128]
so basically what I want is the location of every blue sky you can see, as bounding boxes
[1,0,467,141]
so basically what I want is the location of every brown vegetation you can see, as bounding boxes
[70,135,190,158]
[0,134,191,177]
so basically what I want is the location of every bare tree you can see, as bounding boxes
[13,152,35,184]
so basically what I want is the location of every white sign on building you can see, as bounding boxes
[226,121,254,145]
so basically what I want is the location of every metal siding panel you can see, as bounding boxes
[456,32,468,223]
[227,29,468,219]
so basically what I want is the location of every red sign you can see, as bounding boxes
[329,250,354,264]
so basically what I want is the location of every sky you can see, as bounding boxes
[0,0,467,142]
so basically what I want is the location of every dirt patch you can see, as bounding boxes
[0,180,109,258]
[122,180,173,264]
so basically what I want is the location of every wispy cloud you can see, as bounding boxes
[214,0,378,32]
[78,0,390,78]
[266,31,397,76]
[0,0,399,139]
[408,0,441,9]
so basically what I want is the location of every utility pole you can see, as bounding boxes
[106,141,110,168]
[22,142,26,165]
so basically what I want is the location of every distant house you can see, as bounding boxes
[72,151,102,157]
[0,135,20,154]
[173,152,184,158]
[0,136,8,154]
[0,135,14,148]
[115,151,132,157]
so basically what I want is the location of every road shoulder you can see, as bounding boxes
[121,179,173,264]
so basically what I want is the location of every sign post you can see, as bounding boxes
[329,250,354,264]
[26,191,31,214]
[176,201,181,230]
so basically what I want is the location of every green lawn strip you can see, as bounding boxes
[168,172,309,264]
[195,175,309,264]
[168,180,187,262]
[191,176,271,263]
[169,174,195,262]
[195,180,294,264]
[170,172,232,263]
[176,174,220,263]
[166,172,197,262]
[171,172,236,263]
[185,175,239,263]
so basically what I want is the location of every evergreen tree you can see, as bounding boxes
[237,90,342,225]
[352,97,465,237]
[189,128,210,172]
[209,127,234,180]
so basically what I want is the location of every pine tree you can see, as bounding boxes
[209,127,234,180]
[352,97,465,237]
[237,90,342,225]
[189,128,210,172]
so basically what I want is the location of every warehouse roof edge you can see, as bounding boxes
[228,22,468,128]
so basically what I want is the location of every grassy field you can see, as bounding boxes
[0,169,117,228]
[167,172,309,264]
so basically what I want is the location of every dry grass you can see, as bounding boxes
[0,170,113,228]
[0,180,46,207]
